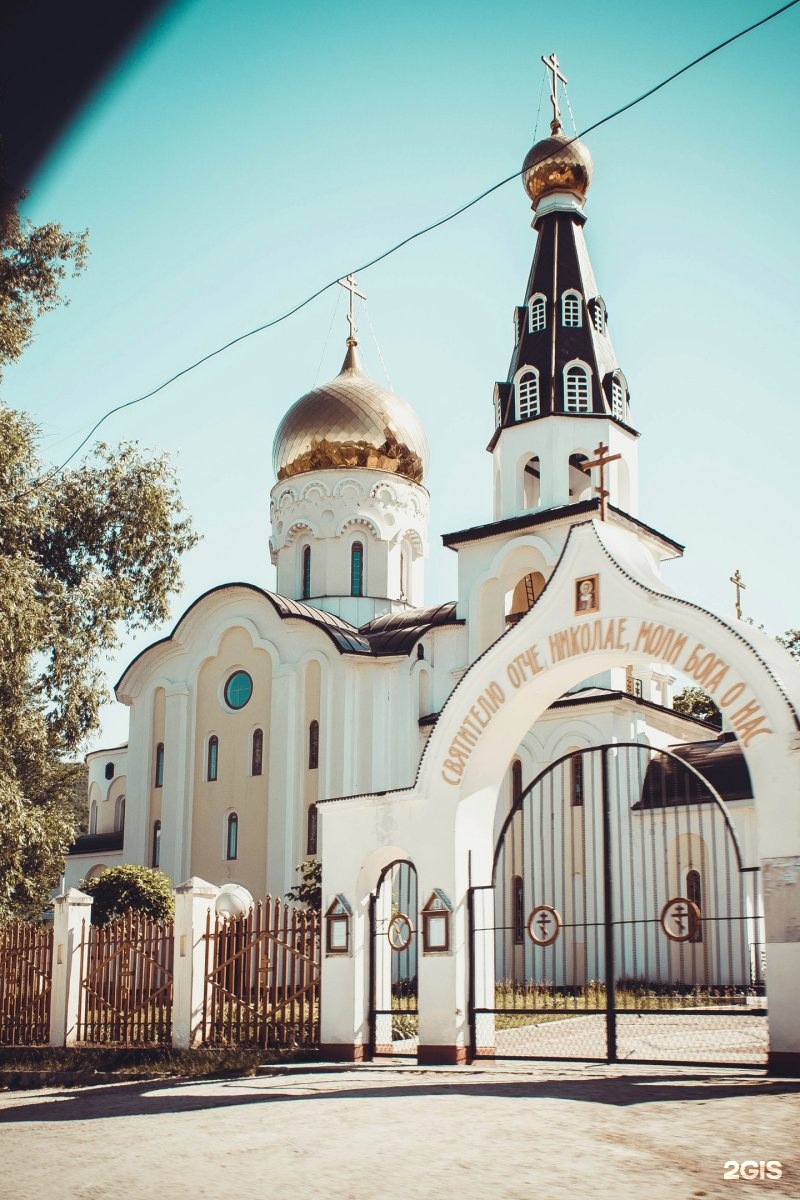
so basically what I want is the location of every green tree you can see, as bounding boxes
[79,865,175,926]
[286,859,322,915]
[0,201,88,380]
[0,202,198,921]
[672,686,722,730]
[777,630,800,661]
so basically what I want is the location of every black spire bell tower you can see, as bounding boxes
[487,55,639,521]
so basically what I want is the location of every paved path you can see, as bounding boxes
[0,1062,797,1200]
[484,1011,768,1062]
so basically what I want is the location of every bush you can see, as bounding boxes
[79,864,175,926]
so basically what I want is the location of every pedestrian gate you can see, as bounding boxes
[369,859,418,1058]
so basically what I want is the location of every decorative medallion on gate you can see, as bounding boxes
[387,912,414,951]
[527,904,562,946]
[659,897,701,943]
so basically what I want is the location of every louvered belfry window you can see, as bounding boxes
[562,291,582,327]
[516,369,540,420]
[564,364,591,412]
[529,294,546,332]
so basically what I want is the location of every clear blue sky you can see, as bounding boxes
[6,0,800,749]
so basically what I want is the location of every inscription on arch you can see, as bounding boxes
[440,616,774,786]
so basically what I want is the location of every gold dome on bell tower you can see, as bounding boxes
[521,52,593,211]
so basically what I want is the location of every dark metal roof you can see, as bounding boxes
[68,831,124,857]
[360,602,462,655]
[491,208,636,431]
[265,593,372,654]
[636,736,752,809]
[116,583,461,691]
[442,499,684,555]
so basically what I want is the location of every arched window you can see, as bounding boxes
[528,293,546,333]
[571,753,584,807]
[611,375,625,420]
[89,800,98,836]
[350,541,364,597]
[308,720,319,770]
[562,290,582,327]
[226,812,239,861]
[154,742,165,788]
[508,571,544,623]
[104,761,115,781]
[591,297,606,334]
[687,869,703,942]
[399,550,407,601]
[207,735,219,782]
[568,453,592,500]
[515,368,540,420]
[251,728,263,776]
[301,545,311,600]
[307,804,318,855]
[511,759,523,804]
[114,794,126,833]
[512,876,525,944]
[564,362,591,413]
[152,820,161,868]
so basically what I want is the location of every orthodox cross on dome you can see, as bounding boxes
[584,441,622,520]
[730,569,747,620]
[541,51,568,134]
[338,274,366,345]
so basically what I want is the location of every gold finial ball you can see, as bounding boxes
[522,133,594,208]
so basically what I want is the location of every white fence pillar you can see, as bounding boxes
[50,888,93,1046]
[172,877,219,1048]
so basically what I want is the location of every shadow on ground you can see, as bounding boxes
[1,1069,799,1124]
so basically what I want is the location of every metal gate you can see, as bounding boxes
[0,921,53,1045]
[469,743,766,1067]
[77,911,174,1044]
[202,896,319,1047]
[369,859,418,1058]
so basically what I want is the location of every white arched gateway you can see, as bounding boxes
[319,520,800,1073]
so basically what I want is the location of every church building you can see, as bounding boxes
[65,63,755,931]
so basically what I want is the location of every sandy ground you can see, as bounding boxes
[0,1061,797,1200]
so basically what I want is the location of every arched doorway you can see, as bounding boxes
[469,744,765,1066]
[368,859,418,1058]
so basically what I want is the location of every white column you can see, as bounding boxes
[319,898,370,1061]
[266,668,298,898]
[122,696,151,866]
[172,877,219,1048]
[162,684,192,884]
[50,888,93,1046]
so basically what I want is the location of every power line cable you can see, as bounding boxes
[12,0,800,499]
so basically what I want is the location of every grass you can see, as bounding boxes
[490,979,757,1029]
[0,1044,320,1090]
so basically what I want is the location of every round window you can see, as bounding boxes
[224,670,253,710]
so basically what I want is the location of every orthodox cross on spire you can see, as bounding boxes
[730,569,747,620]
[584,441,622,520]
[541,51,568,134]
[338,274,366,345]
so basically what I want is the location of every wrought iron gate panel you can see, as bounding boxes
[202,896,319,1047]
[77,911,173,1045]
[469,744,767,1067]
[0,920,53,1045]
[369,859,418,1058]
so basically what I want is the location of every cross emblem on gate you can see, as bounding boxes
[660,896,700,943]
[527,904,562,947]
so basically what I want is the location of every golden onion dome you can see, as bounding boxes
[522,132,593,208]
[273,342,429,485]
